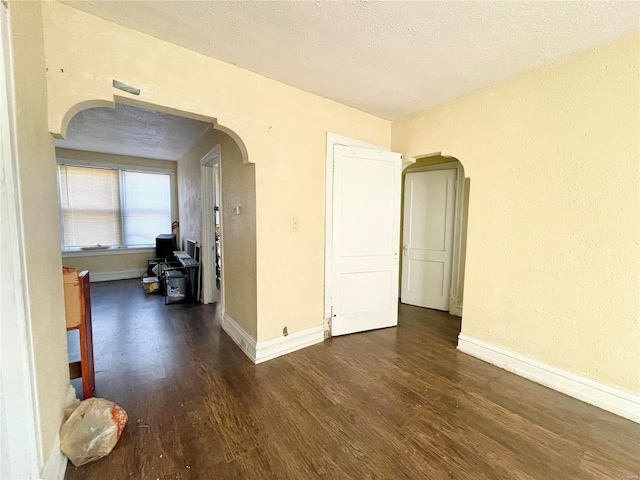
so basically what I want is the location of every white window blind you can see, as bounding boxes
[122,171,171,246]
[58,164,172,248]
[59,165,121,247]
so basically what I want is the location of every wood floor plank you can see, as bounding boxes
[65,280,640,480]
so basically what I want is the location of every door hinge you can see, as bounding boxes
[331,305,336,317]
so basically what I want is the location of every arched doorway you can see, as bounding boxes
[55,100,258,396]
[401,154,469,318]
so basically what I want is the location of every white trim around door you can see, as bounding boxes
[200,144,221,306]
[0,3,44,477]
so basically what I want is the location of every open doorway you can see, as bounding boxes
[55,100,257,398]
[400,155,469,318]
[179,126,257,341]
[200,144,221,305]
[56,103,207,283]
[324,137,469,338]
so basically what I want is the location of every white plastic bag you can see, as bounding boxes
[60,397,128,466]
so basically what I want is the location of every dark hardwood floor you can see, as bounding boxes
[65,279,639,479]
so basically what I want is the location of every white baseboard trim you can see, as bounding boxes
[255,324,324,364]
[458,334,640,424]
[221,315,324,364]
[221,314,257,363]
[90,268,146,283]
[39,435,67,480]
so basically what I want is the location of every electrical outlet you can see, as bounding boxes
[283,326,288,336]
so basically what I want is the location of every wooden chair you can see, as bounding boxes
[63,267,95,399]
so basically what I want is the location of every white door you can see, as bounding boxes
[331,145,402,336]
[401,169,456,310]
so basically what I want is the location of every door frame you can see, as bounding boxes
[324,133,390,320]
[200,144,221,306]
[0,2,43,477]
[401,160,465,316]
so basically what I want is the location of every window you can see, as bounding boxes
[58,163,173,249]
[121,171,171,246]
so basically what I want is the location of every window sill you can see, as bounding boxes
[61,247,155,258]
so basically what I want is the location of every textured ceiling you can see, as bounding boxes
[60,1,639,120]
[55,104,211,161]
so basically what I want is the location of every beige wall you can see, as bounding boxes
[56,148,177,275]
[177,128,258,338]
[27,0,637,401]
[392,33,640,394]
[62,251,153,275]
[176,127,214,247]
[41,1,390,343]
[219,131,258,338]
[9,0,70,464]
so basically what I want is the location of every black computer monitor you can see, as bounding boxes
[186,239,196,259]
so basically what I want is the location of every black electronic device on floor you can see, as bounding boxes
[155,233,177,259]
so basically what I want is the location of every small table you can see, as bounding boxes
[174,252,201,302]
